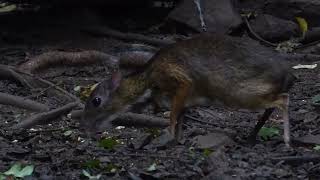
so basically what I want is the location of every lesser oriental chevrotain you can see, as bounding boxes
[82,33,296,146]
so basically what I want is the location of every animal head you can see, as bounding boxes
[81,71,123,135]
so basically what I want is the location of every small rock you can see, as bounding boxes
[146,129,176,149]
[202,149,239,180]
[250,14,298,42]
[163,111,170,118]
[192,132,234,149]
[130,133,153,150]
[264,0,320,27]
[304,112,318,123]
[98,156,111,163]
[168,0,242,33]
[297,109,308,114]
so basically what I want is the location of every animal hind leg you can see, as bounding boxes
[280,93,290,147]
[170,84,191,139]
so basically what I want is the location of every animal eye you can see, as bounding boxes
[92,97,101,107]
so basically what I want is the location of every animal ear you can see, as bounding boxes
[111,71,122,91]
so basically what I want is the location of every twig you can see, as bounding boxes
[243,17,278,47]
[13,102,80,129]
[15,68,82,104]
[0,64,82,104]
[199,108,223,121]
[185,114,219,127]
[82,27,175,46]
[0,92,49,112]
[98,152,192,163]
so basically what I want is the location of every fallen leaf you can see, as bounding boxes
[313,145,320,151]
[295,17,308,38]
[311,94,320,106]
[0,4,16,13]
[82,170,101,180]
[63,130,73,136]
[292,64,317,69]
[147,163,157,172]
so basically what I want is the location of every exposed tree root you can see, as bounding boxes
[18,50,119,73]
[0,64,34,88]
[119,51,155,68]
[13,102,80,129]
[0,92,49,112]
[18,49,157,74]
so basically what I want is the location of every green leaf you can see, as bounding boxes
[146,163,157,172]
[98,137,118,149]
[0,174,6,180]
[4,164,34,178]
[311,95,320,106]
[105,164,117,173]
[63,130,73,136]
[82,170,101,180]
[258,127,280,141]
[4,163,22,176]
[203,148,213,157]
[83,159,101,169]
[313,145,320,151]
[15,165,34,178]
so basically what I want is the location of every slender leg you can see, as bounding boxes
[170,86,190,139]
[247,107,275,144]
[175,109,186,140]
[281,94,290,147]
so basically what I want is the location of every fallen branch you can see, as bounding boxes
[13,102,80,129]
[0,92,49,112]
[18,50,119,73]
[0,64,82,103]
[271,155,320,165]
[282,53,320,62]
[82,27,175,46]
[114,112,168,127]
[70,110,169,128]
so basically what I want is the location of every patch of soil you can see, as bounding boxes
[1,7,320,180]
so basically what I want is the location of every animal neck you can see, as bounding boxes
[113,71,151,109]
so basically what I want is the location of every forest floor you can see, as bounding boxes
[1,8,320,180]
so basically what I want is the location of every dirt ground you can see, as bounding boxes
[1,6,320,180]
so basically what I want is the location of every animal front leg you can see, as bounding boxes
[247,108,275,144]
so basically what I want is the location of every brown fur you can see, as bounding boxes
[83,33,296,145]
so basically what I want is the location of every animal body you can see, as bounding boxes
[82,33,296,146]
